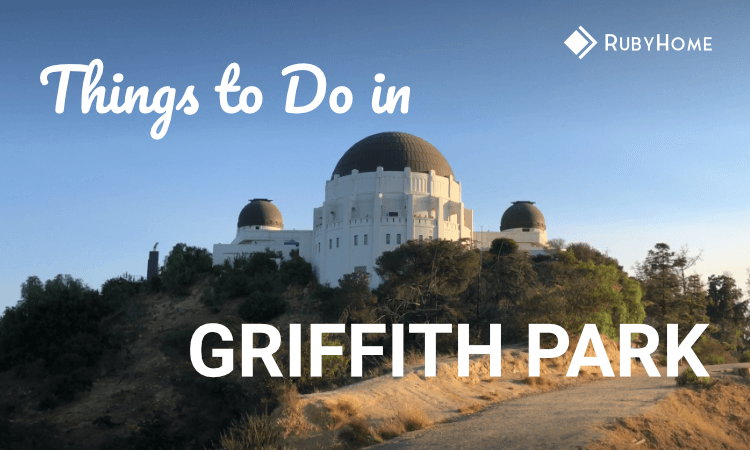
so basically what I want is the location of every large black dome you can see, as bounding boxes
[237,199,283,229]
[500,201,546,231]
[331,132,454,180]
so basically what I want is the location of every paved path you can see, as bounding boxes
[373,364,749,450]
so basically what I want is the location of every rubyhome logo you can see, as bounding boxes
[564,26,598,59]
[565,27,713,59]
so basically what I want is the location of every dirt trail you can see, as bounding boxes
[371,364,750,450]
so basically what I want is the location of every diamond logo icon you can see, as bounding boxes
[565,26,597,59]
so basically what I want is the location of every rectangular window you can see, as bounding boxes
[386,234,391,244]
[388,212,398,217]
[318,242,321,252]
[336,237,339,248]
[364,234,368,245]
[354,235,358,246]
[329,239,332,249]
[397,234,401,244]
[419,235,423,242]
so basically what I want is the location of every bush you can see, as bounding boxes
[160,244,213,295]
[489,238,518,257]
[199,252,283,312]
[693,335,736,365]
[238,291,287,322]
[280,256,314,286]
[101,274,145,308]
[676,367,714,388]
[295,333,351,393]
[740,350,750,363]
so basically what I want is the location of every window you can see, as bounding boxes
[364,234,368,245]
[354,235,358,245]
[336,237,339,248]
[522,228,530,232]
[329,239,332,249]
[388,212,398,217]
[419,235,423,242]
[256,226,260,230]
[386,234,391,244]
[397,234,401,244]
[318,243,321,252]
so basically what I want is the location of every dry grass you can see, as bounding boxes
[219,412,282,450]
[375,418,407,441]
[458,403,484,414]
[522,376,556,389]
[478,391,504,401]
[325,396,362,429]
[336,416,379,447]
[589,381,750,450]
[396,405,433,432]
[404,349,425,366]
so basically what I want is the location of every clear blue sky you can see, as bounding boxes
[1,0,748,310]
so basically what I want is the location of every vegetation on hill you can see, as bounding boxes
[0,239,747,450]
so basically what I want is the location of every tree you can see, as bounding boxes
[520,256,644,340]
[316,272,378,323]
[707,274,748,345]
[547,238,566,251]
[635,243,714,342]
[160,243,213,295]
[470,251,538,341]
[0,275,111,369]
[635,243,683,338]
[566,242,620,268]
[375,239,480,324]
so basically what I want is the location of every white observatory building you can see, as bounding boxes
[213,131,548,288]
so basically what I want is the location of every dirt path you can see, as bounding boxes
[372,364,749,450]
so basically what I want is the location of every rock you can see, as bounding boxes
[737,367,750,378]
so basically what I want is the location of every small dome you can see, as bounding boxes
[238,199,283,229]
[332,132,454,180]
[500,201,546,231]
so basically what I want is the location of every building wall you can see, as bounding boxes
[314,167,472,288]
[213,229,314,267]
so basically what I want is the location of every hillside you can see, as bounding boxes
[0,278,320,450]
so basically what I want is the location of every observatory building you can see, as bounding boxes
[213,132,549,287]
[473,201,549,255]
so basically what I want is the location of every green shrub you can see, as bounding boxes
[101,274,145,308]
[238,291,287,322]
[740,350,750,363]
[676,367,714,388]
[280,256,314,286]
[200,252,283,312]
[693,335,736,365]
[489,238,518,257]
[160,244,213,295]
